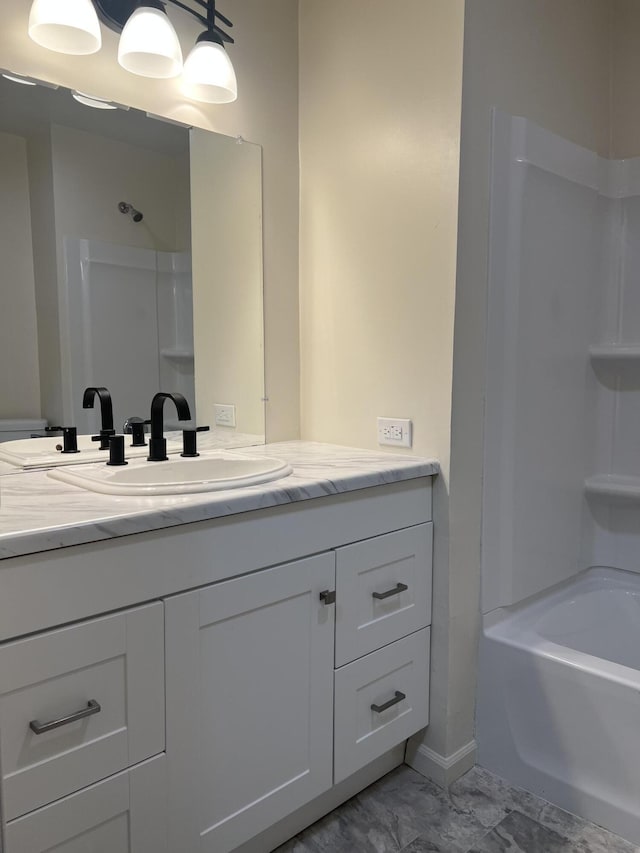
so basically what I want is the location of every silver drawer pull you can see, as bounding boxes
[29,700,101,735]
[372,582,408,600]
[371,691,406,714]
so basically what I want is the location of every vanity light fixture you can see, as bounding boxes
[117,3,183,79]
[72,90,118,109]
[1,71,36,86]
[29,0,102,55]
[1,69,59,89]
[27,0,237,103]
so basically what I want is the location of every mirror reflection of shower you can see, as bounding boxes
[64,236,194,434]
[118,201,144,222]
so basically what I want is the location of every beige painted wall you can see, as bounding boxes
[50,124,188,254]
[191,129,265,436]
[612,0,640,159]
[299,0,465,761]
[449,0,611,758]
[26,126,61,424]
[0,131,40,419]
[0,0,299,441]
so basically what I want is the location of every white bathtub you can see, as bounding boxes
[477,567,640,843]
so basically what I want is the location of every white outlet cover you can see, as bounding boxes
[214,403,236,428]
[377,417,412,448]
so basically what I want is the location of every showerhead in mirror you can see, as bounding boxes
[118,201,143,222]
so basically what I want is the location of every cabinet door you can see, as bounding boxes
[4,754,166,853]
[165,553,335,853]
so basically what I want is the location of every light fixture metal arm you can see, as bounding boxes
[164,0,234,42]
[92,0,233,42]
[188,0,233,28]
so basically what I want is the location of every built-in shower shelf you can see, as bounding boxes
[160,348,194,360]
[589,344,640,364]
[585,474,640,502]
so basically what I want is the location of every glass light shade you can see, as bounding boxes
[28,0,101,55]
[118,7,183,79]
[2,73,37,86]
[72,91,117,109]
[182,40,237,104]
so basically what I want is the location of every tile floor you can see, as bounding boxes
[276,765,638,852]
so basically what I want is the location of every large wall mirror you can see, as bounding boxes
[0,74,265,446]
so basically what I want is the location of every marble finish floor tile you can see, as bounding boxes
[467,811,573,852]
[275,764,640,853]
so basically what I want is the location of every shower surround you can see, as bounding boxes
[477,111,640,842]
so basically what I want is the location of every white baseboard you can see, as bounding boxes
[405,738,477,787]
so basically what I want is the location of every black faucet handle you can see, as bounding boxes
[91,428,116,451]
[46,426,79,454]
[61,426,79,454]
[130,420,150,447]
[181,425,210,458]
[124,417,151,447]
[106,435,128,467]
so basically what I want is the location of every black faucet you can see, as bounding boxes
[83,386,115,450]
[45,425,79,454]
[148,392,191,462]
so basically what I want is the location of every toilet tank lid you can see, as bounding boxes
[0,418,47,432]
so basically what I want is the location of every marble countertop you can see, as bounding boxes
[0,441,438,561]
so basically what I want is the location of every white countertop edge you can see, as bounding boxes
[0,441,438,561]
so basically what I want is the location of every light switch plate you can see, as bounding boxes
[377,417,412,448]
[214,404,236,427]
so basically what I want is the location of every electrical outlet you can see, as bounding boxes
[214,403,236,427]
[377,417,412,448]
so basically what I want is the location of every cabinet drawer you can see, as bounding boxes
[335,524,432,666]
[4,754,167,853]
[0,603,164,821]
[334,627,430,784]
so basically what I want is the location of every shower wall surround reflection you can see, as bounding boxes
[0,75,265,445]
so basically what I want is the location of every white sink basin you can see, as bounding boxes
[48,452,292,495]
[0,435,181,470]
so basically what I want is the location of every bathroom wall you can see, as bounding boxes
[586,0,640,574]
[611,0,640,160]
[26,126,60,425]
[50,124,189,254]
[0,131,40,419]
[190,130,265,437]
[0,0,300,441]
[299,0,466,772]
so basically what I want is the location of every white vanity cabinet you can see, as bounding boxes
[0,475,434,853]
[164,521,433,853]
